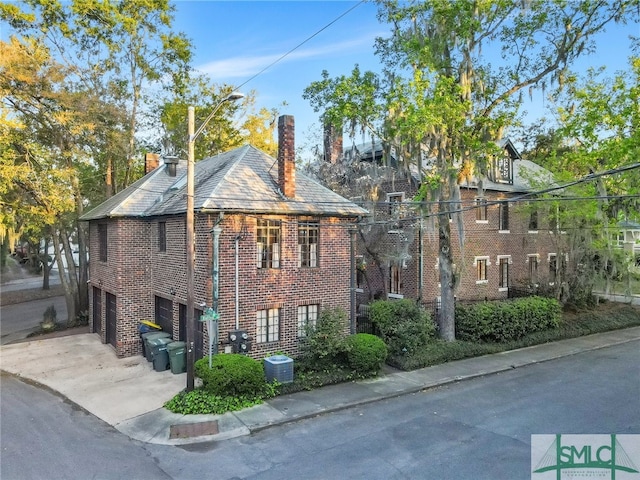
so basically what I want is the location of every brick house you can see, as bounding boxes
[81,116,367,358]
[325,136,562,308]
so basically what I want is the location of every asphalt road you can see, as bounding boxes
[0,373,171,480]
[2,340,638,480]
[0,296,68,345]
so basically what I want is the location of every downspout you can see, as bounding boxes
[210,213,224,359]
[234,234,240,330]
[418,215,424,304]
[349,225,357,334]
[212,226,222,320]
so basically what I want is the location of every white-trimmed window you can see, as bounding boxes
[158,221,167,252]
[98,224,107,262]
[297,304,319,337]
[389,263,403,297]
[548,253,557,284]
[257,220,281,269]
[527,254,540,284]
[475,198,488,222]
[356,256,365,291]
[499,202,509,232]
[474,256,490,283]
[387,192,405,217]
[298,220,319,268]
[256,308,279,343]
[497,255,511,290]
[529,206,539,231]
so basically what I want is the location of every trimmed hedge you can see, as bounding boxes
[455,296,561,342]
[370,299,437,356]
[195,354,268,397]
[345,333,388,375]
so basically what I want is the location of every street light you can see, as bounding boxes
[185,91,244,391]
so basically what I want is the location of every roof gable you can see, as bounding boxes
[81,144,367,221]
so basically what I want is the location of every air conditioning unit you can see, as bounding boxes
[263,355,294,384]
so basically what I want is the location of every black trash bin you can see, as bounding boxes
[142,332,171,362]
[167,341,187,374]
[138,321,161,357]
[149,337,173,372]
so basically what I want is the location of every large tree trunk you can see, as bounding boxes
[52,229,78,324]
[437,196,456,341]
[76,221,89,315]
[41,235,53,290]
[72,174,89,315]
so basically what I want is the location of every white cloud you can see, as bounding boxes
[196,34,379,79]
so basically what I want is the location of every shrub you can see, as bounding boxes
[299,307,349,367]
[164,388,267,415]
[195,354,268,397]
[456,296,561,342]
[345,333,387,375]
[390,340,503,371]
[369,299,436,356]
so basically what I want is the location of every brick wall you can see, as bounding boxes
[88,218,153,357]
[355,185,560,306]
[88,212,354,359]
[213,214,351,359]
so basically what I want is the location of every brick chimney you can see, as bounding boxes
[323,120,343,164]
[278,115,296,198]
[145,153,160,174]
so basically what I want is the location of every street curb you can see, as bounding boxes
[0,369,118,431]
[225,328,640,440]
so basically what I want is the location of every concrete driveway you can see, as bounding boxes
[0,333,185,427]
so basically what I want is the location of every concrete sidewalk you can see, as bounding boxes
[1,328,639,446]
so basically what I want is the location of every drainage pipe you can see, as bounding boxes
[349,226,357,334]
[234,234,240,330]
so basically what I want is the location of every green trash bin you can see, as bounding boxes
[167,341,187,374]
[142,332,171,362]
[149,337,173,372]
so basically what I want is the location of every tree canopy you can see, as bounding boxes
[1,0,286,323]
[304,0,638,340]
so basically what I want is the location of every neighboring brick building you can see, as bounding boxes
[338,138,562,309]
[81,116,367,358]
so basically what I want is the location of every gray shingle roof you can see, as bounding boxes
[80,145,368,221]
[477,159,558,194]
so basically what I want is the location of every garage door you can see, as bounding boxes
[154,296,173,335]
[105,292,117,348]
[92,287,101,334]
[179,304,204,360]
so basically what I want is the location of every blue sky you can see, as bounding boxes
[172,0,384,147]
[172,1,639,154]
[1,1,637,155]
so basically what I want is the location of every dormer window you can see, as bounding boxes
[489,150,513,184]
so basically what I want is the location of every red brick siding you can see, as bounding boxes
[88,218,153,357]
[88,213,354,359]
[355,185,560,305]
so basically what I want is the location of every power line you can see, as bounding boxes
[234,1,366,93]
[100,161,640,210]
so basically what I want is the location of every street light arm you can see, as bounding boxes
[184,89,243,391]
[191,91,245,143]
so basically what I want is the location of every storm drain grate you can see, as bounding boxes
[169,420,219,439]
